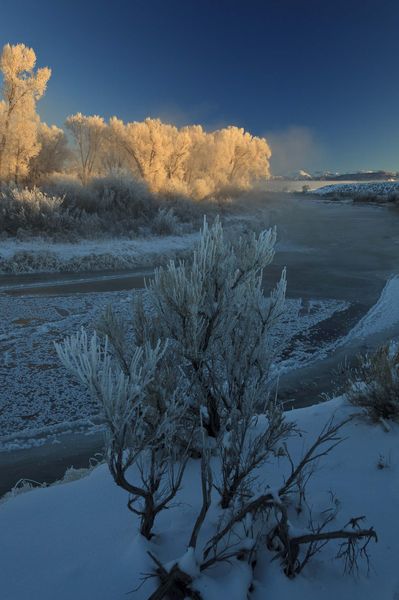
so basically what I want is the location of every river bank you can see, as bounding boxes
[1,194,399,494]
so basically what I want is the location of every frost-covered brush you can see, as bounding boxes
[145,417,376,598]
[56,328,190,540]
[346,341,399,428]
[145,413,214,600]
[142,216,287,440]
[202,417,377,582]
[266,506,377,578]
[214,394,294,510]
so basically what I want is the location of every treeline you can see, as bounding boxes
[0,44,271,199]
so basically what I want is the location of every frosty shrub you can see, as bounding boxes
[56,327,189,539]
[0,250,62,274]
[57,218,289,537]
[45,172,153,216]
[150,207,181,235]
[0,184,103,239]
[1,175,197,239]
[140,216,287,438]
[78,173,155,218]
[0,186,65,234]
[346,342,399,424]
[57,219,377,589]
[42,173,88,204]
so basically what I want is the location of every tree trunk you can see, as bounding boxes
[140,496,156,540]
[205,395,221,438]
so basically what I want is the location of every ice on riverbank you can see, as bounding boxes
[0,290,349,451]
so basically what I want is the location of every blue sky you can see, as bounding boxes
[1,0,399,174]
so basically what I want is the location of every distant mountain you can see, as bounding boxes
[275,169,399,181]
[314,170,399,181]
[276,169,312,180]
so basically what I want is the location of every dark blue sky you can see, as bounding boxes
[1,0,399,173]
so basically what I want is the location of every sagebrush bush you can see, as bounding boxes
[0,186,72,235]
[0,173,232,240]
[150,207,181,235]
[50,173,156,218]
[0,184,106,239]
[346,342,399,423]
[57,219,377,587]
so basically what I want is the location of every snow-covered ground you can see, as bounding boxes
[312,181,399,197]
[1,396,398,600]
[0,232,200,274]
[343,276,399,343]
[260,179,372,193]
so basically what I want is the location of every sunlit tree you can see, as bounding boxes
[65,113,106,184]
[28,123,70,184]
[108,118,272,198]
[0,43,51,182]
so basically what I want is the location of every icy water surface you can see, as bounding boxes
[1,194,399,494]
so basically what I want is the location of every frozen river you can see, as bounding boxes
[2,194,399,495]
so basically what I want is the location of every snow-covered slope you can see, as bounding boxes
[343,275,399,342]
[1,397,398,600]
[313,181,399,197]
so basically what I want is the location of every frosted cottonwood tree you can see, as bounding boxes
[210,126,272,192]
[28,123,70,184]
[65,113,106,184]
[107,118,272,198]
[0,43,51,182]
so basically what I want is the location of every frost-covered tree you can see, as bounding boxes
[28,123,70,184]
[107,118,272,198]
[0,43,51,182]
[107,116,147,180]
[210,126,272,192]
[65,113,106,184]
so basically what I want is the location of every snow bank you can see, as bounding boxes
[0,232,199,274]
[313,181,399,197]
[344,275,399,342]
[1,397,398,599]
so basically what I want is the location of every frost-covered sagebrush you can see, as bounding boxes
[57,217,287,535]
[57,218,377,593]
[346,341,399,425]
[56,327,189,539]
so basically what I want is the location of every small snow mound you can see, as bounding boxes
[177,548,200,578]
